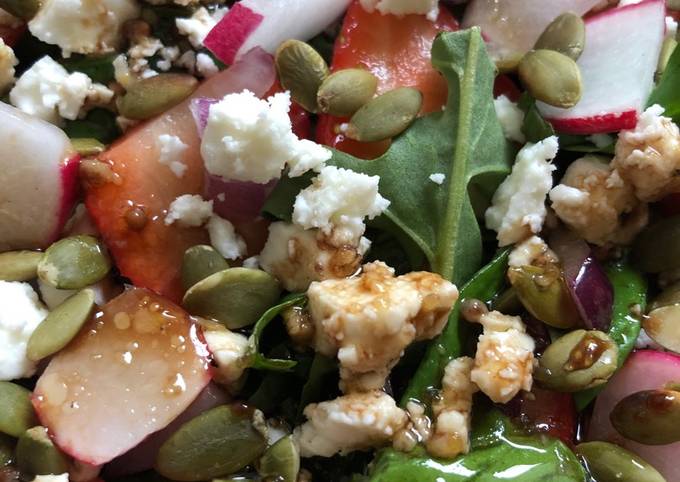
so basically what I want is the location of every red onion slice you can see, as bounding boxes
[189,98,219,136]
[205,172,277,223]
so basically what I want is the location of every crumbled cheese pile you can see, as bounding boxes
[485,136,558,246]
[0,281,48,381]
[494,95,525,144]
[201,90,331,184]
[359,0,439,21]
[10,56,113,125]
[157,134,188,178]
[176,7,227,49]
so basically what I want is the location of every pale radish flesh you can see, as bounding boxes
[206,0,351,65]
[0,101,78,250]
[538,0,666,134]
[32,288,211,466]
[462,0,602,65]
[588,350,680,481]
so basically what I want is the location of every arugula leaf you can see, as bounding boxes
[648,44,680,123]
[265,28,512,285]
[246,293,306,371]
[62,108,120,144]
[60,54,117,84]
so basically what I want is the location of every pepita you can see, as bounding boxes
[518,49,582,108]
[0,434,12,467]
[181,245,229,291]
[26,289,96,361]
[118,73,198,120]
[346,87,422,142]
[610,389,680,445]
[275,39,329,113]
[0,382,38,437]
[643,306,680,354]
[0,250,42,281]
[575,441,665,482]
[70,138,106,157]
[15,426,70,477]
[508,264,581,329]
[182,268,281,329]
[37,235,111,290]
[0,0,40,19]
[156,405,266,481]
[535,329,618,392]
[258,435,300,482]
[534,12,586,60]
[317,68,378,117]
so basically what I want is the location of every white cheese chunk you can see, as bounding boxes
[196,53,219,78]
[201,90,330,184]
[164,194,213,227]
[207,215,246,260]
[494,95,525,144]
[0,281,48,381]
[176,7,227,49]
[28,0,139,56]
[157,134,188,178]
[32,474,69,482]
[429,173,445,185]
[203,327,249,386]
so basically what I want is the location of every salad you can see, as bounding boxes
[1,0,679,480]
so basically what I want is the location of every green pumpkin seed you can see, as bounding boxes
[535,329,618,392]
[71,138,106,157]
[643,303,680,354]
[183,268,281,329]
[258,435,299,482]
[181,245,229,291]
[26,289,96,361]
[610,389,680,445]
[534,12,586,60]
[0,250,42,281]
[275,39,329,113]
[156,405,266,481]
[0,0,40,19]
[0,434,13,467]
[15,426,70,477]
[633,215,680,273]
[508,264,581,329]
[118,73,198,120]
[317,68,378,116]
[658,36,677,78]
[518,49,582,108]
[346,87,422,142]
[0,382,37,437]
[575,441,665,482]
[37,235,111,290]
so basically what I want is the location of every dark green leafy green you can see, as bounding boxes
[265,28,512,285]
[518,94,555,143]
[648,44,680,123]
[574,262,647,410]
[558,134,615,155]
[63,108,120,144]
[369,409,586,482]
[297,353,338,421]
[247,294,305,371]
[61,54,117,84]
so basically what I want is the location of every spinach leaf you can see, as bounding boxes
[265,28,513,285]
[518,94,555,143]
[574,262,647,410]
[246,293,305,371]
[63,108,120,144]
[368,410,586,482]
[60,54,117,84]
[648,44,680,123]
[297,353,339,421]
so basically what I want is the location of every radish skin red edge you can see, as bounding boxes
[51,154,81,244]
[588,350,680,481]
[204,4,264,65]
[539,0,666,134]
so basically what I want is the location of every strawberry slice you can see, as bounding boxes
[316,1,458,159]
[85,49,276,302]
[32,288,211,466]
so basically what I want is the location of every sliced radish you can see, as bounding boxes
[32,288,211,466]
[205,0,351,65]
[462,0,602,66]
[588,350,680,480]
[538,0,666,134]
[0,101,79,251]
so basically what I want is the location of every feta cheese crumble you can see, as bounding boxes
[0,281,48,381]
[307,262,458,392]
[203,327,249,386]
[508,235,555,268]
[485,136,558,246]
[32,474,69,482]
[293,166,390,245]
[429,173,445,185]
[10,56,113,125]
[28,0,139,56]
[157,134,188,178]
[176,7,227,49]
[201,90,331,184]
[196,53,219,78]
[259,222,369,292]
[359,0,439,21]
[0,38,17,93]
[164,194,213,227]
[295,390,408,457]
[493,95,525,144]
[207,215,247,260]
